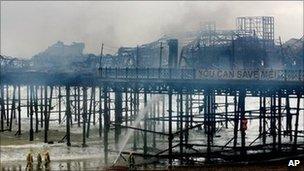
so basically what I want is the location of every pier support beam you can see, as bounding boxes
[278,90,282,151]
[239,90,246,157]
[233,92,239,148]
[99,87,102,137]
[66,86,71,146]
[168,88,173,166]
[179,93,183,164]
[29,86,34,141]
[293,93,301,151]
[58,87,61,124]
[44,86,48,143]
[34,86,39,133]
[9,86,16,131]
[115,90,123,149]
[0,84,5,131]
[103,86,109,165]
[143,90,148,158]
[82,87,87,147]
[17,85,21,135]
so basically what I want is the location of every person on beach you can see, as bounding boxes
[44,151,51,170]
[36,153,42,170]
[26,153,33,171]
[128,152,136,171]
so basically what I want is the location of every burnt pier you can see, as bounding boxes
[1,68,304,166]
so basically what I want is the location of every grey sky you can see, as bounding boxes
[1,1,303,58]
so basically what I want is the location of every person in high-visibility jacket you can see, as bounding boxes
[26,153,33,171]
[128,152,135,170]
[36,153,42,170]
[44,151,51,170]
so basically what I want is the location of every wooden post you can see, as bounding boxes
[133,91,138,150]
[262,95,266,145]
[286,95,292,141]
[66,86,71,146]
[44,86,48,143]
[225,93,228,128]
[125,90,128,128]
[40,86,43,128]
[77,87,81,127]
[278,90,282,151]
[259,93,262,135]
[103,86,109,164]
[86,87,94,138]
[47,86,53,131]
[115,90,123,149]
[9,86,16,131]
[74,87,77,122]
[179,93,183,164]
[152,95,156,148]
[239,90,246,157]
[168,88,173,166]
[293,93,301,151]
[58,87,61,124]
[17,85,21,135]
[162,95,165,134]
[204,89,211,163]
[185,94,189,146]
[272,93,277,151]
[233,92,239,148]
[99,87,102,137]
[6,85,9,126]
[34,86,39,133]
[176,95,180,130]
[190,94,193,128]
[93,87,96,126]
[143,91,148,158]
[26,85,29,118]
[82,87,87,147]
[29,86,34,141]
[0,84,5,131]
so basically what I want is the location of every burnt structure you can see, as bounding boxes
[1,67,303,167]
[168,39,178,68]
[0,15,303,169]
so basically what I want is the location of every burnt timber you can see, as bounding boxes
[1,67,303,166]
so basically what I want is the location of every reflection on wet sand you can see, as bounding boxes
[1,159,98,171]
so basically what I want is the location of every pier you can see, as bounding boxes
[1,67,303,166]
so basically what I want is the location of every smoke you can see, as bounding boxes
[1,1,303,58]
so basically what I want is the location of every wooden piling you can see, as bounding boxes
[44,86,48,143]
[66,86,71,146]
[0,84,5,131]
[58,87,61,124]
[17,85,21,135]
[9,85,16,131]
[168,88,173,166]
[99,87,102,137]
[103,85,109,164]
[34,86,39,133]
[179,93,183,164]
[293,93,301,151]
[82,87,87,147]
[29,86,34,141]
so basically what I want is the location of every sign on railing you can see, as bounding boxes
[98,68,304,82]
[196,69,304,81]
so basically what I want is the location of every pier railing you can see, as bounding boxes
[98,68,304,82]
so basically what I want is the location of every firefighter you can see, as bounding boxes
[26,152,33,171]
[44,151,51,170]
[128,152,135,171]
[36,153,42,170]
[241,117,248,132]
